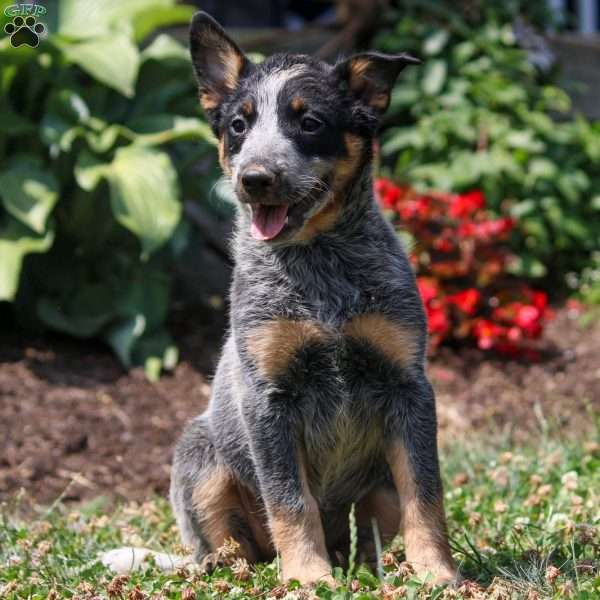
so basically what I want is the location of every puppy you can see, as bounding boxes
[105,11,458,587]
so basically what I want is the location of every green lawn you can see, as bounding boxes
[1,427,599,599]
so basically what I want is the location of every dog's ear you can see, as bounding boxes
[189,12,252,117]
[334,52,420,113]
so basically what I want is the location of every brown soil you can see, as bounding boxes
[1,305,598,505]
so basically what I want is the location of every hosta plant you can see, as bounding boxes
[0,0,218,379]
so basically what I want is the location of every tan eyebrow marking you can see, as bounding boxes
[290,96,305,112]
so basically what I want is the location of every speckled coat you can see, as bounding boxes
[170,11,458,587]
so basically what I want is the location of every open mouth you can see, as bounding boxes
[250,204,289,241]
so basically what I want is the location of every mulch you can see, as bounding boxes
[1,305,598,505]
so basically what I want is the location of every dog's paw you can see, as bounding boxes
[100,547,192,574]
[282,561,336,587]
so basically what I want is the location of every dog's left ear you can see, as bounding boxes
[334,52,420,113]
[189,12,252,116]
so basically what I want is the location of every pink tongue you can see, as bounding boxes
[250,204,288,240]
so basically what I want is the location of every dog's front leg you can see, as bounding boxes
[384,375,458,585]
[245,404,334,586]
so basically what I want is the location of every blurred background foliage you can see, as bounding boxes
[376,1,600,285]
[0,0,599,377]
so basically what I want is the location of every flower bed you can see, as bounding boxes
[375,178,551,358]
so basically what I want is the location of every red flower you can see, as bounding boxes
[516,305,542,338]
[417,277,438,305]
[398,197,430,220]
[449,190,485,219]
[426,304,450,335]
[473,218,514,240]
[446,289,481,315]
[473,319,506,350]
[374,178,403,210]
[531,291,548,311]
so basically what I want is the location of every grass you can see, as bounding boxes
[1,429,599,599]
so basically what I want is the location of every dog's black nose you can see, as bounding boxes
[241,168,276,195]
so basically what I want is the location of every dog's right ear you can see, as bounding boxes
[189,12,252,120]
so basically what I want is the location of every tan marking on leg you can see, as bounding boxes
[294,133,364,242]
[246,319,330,379]
[344,313,419,370]
[355,487,401,567]
[356,487,401,544]
[387,444,456,584]
[192,467,257,562]
[268,454,333,585]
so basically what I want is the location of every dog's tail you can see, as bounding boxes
[100,547,193,574]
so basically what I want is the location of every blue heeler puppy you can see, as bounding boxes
[104,11,458,587]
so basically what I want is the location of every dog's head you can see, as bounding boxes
[190,12,419,243]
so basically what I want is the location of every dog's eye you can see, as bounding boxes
[230,118,246,135]
[300,116,322,133]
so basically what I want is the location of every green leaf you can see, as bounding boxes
[0,158,59,234]
[423,29,449,56]
[134,328,179,381]
[58,32,140,97]
[132,5,195,43]
[421,59,447,96]
[36,285,115,337]
[77,146,182,258]
[129,115,216,146]
[57,0,176,38]
[140,33,189,63]
[0,105,35,135]
[0,217,54,301]
[74,152,110,191]
[104,314,146,368]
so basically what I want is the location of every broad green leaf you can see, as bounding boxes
[0,158,59,234]
[58,32,140,97]
[57,0,176,38]
[104,314,146,368]
[113,268,170,331]
[421,59,447,95]
[423,29,449,56]
[132,5,195,43]
[0,217,54,301]
[133,328,178,381]
[77,146,181,258]
[130,116,216,146]
[37,284,115,337]
[0,106,35,135]
[74,152,110,191]
[108,147,181,257]
[140,33,188,63]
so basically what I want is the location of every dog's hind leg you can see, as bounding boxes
[102,414,268,574]
[170,414,270,567]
